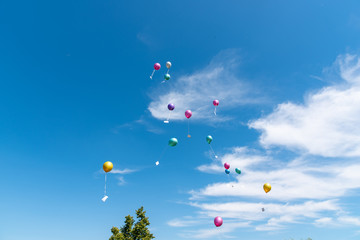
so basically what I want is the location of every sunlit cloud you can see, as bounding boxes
[148,49,266,123]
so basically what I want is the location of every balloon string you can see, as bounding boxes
[209,145,218,158]
[167,69,169,74]
[214,107,217,115]
[166,112,171,121]
[104,173,107,196]
[150,70,155,79]
[227,173,233,187]
[187,119,191,137]
[158,145,169,163]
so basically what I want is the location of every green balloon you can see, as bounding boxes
[164,73,171,80]
[206,135,213,144]
[235,168,241,174]
[168,138,178,147]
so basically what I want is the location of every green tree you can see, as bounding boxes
[109,206,155,240]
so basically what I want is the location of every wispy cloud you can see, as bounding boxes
[315,216,360,227]
[249,54,360,157]
[96,167,138,186]
[112,115,164,135]
[116,176,126,186]
[148,49,266,123]
[179,221,250,239]
[110,168,138,174]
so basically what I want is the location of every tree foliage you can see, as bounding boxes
[109,206,155,240]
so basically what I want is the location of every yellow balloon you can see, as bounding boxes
[103,161,113,173]
[263,183,271,193]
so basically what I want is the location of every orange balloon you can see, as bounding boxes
[103,161,113,173]
[263,183,271,193]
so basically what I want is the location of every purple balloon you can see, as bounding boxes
[154,63,161,70]
[168,103,175,111]
[185,110,192,119]
[214,216,223,227]
[224,162,230,169]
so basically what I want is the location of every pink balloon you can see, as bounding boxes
[185,110,192,119]
[214,216,223,227]
[154,63,161,70]
[224,162,230,169]
[213,99,219,106]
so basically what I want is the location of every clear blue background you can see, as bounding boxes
[0,1,359,239]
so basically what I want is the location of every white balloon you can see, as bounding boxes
[166,61,171,69]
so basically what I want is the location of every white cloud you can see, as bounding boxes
[179,222,250,239]
[148,49,265,122]
[169,54,360,238]
[183,148,360,237]
[196,147,268,174]
[314,216,360,227]
[110,168,138,174]
[314,217,333,226]
[167,218,204,227]
[169,200,340,237]
[338,216,360,226]
[191,155,360,201]
[116,176,126,186]
[249,54,360,157]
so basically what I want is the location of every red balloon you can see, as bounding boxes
[185,110,192,119]
[213,99,219,106]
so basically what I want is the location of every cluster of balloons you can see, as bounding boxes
[149,61,272,227]
[150,61,172,81]
[222,162,241,176]
[164,100,218,138]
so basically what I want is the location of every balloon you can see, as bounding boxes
[168,138,178,147]
[165,103,175,123]
[168,103,175,111]
[103,161,113,173]
[164,73,171,81]
[225,169,230,174]
[206,135,213,144]
[154,63,161,70]
[213,100,219,115]
[185,110,192,119]
[235,168,241,174]
[263,183,271,193]
[224,162,230,169]
[150,63,161,79]
[166,61,172,69]
[214,216,223,227]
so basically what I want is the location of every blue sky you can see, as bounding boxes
[1,1,360,239]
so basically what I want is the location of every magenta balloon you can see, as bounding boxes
[214,216,223,227]
[154,63,161,70]
[185,110,192,119]
[213,99,219,106]
[224,162,230,169]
